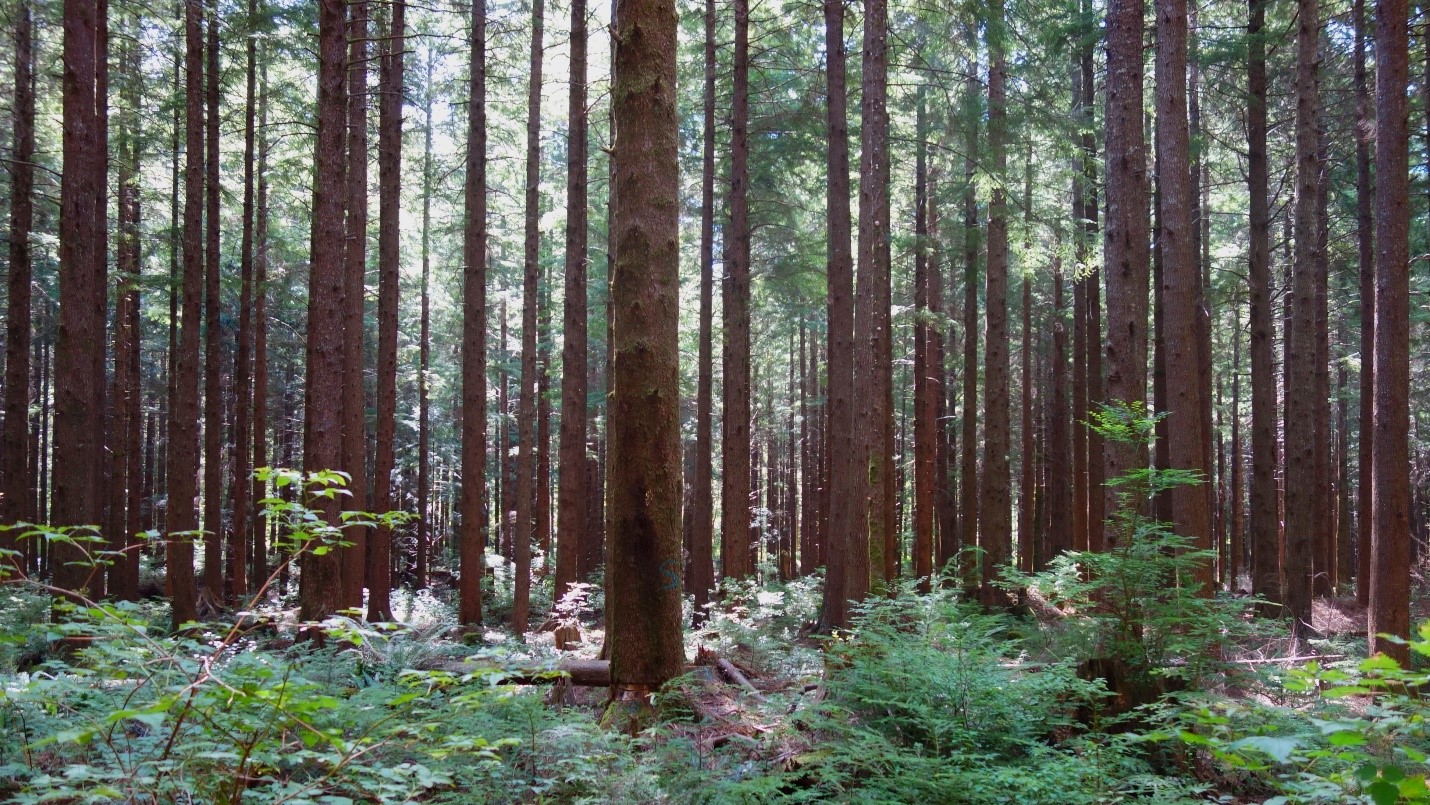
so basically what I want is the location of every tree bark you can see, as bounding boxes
[1369,0,1411,662]
[958,47,980,585]
[819,0,860,630]
[1102,0,1151,532]
[370,0,405,622]
[2,0,35,538]
[109,34,142,601]
[722,0,753,584]
[913,90,934,589]
[340,0,370,610]
[607,0,684,691]
[981,0,1012,590]
[230,0,260,600]
[202,0,223,602]
[459,0,488,628]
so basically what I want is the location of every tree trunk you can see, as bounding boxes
[958,46,980,585]
[981,0,1011,590]
[819,0,860,630]
[606,0,684,691]
[299,0,349,623]
[722,0,753,584]
[1369,0,1411,662]
[459,0,488,628]
[167,0,204,627]
[230,0,260,600]
[340,0,369,610]
[251,58,270,589]
[1156,0,1214,592]
[109,34,142,601]
[370,0,405,622]
[1246,0,1281,609]
[2,0,35,538]
[202,0,223,602]
[913,90,934,590]
[513,0,545,633]
[416,53,434,619]
[1354,0,1373,608]
[1102,0,1151,534]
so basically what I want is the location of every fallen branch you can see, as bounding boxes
[715,658,768,702]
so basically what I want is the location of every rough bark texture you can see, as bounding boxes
[459,0,488,628]
[340,0,370,609]
[606,0,684,691]
[1156,0,1214,592]
[2,0,35,536]
[552,0,591,601]
[299,0,349,622]
[1246,0,1281,609]
[230,0,259,600]
[819,0,861,631]
[109,35,142,601]
[202,0,223,601]
[167,0,204,627]
[1353,0,1373,607]
[1369,0,1410,662]
[958,51,980,585]
[370,0,405,622]
[1102,0,1150,530]
[912,92,934,589]
[721,0,753,583]
[980,0,1011,589]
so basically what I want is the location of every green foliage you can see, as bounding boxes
[1005,401,1251,692]
[1161,623,1430,804]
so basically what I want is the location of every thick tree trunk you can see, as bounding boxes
[1102,0,1151,534]
[1369,0,1411,662]
[459,0,488,628]
[299,0,349,623]
[606,0,684,691]
[2,0,35,537]
[860,0,894,591]
[556,0,591,609]
[1156,0,1214,592]
[819,0,860,630]
[167,0,204,627]
[370,0,405,622]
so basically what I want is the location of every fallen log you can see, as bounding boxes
[424,658,615,686]
[715,658,767,701]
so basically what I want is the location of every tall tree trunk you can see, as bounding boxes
[913,90,934,589]
[1156,0,1214,592]
[981,0,1012,590]
[1369,0,1411,662]
[1019,153,1036,570]
[416,53,434,618]
[1283,0,1321,632]
[2,0,35,538]
[1313,111,1334,596]
[958,47,980,585]
[202,0,223,602]
[819,0,861,630]
[1049,242,1071,560]
[681,0,714,619]
[607,0,683,691]
[1102,0,1151,532]
[251,59,269,589]
[300,0,350,623]
[370,0,405,622]
[1070,46,1089,554]
[230,0,260,600]
[860,0,894,591]
[1354,0,1373,607]
[340,0,370,609]
[513,0,545,632]
[459,0,488,628]
[168,0,204,627]
[722,0,753,583]
[109,35,142,601]
[1230,301,1244,589]
[1247,0,1280,609]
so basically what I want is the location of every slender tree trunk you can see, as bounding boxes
[2,0,35,537]
[230,0,260,600]
[1313,111,1334,597]
[1019,153,1036,571]
[109,35,142,601]
[1354,0,1374,607]
[167,0,204,627]
[1157,0,1214,592]
[1049,242,1071,561]
[958,48,980,585]
[981,0,1012,590]
[459,0,488,627]
[1230,301,1244,589]
[1070,48,1089,554]
[1369,0,1411,662]
[340,0,370,609]
[251,59,269,589]
[300,0,350,623]
[913,90,934,589]
[1103,0,1151,532]
[370,0,404,622]
[681,0,714,614]
[722,0,753,583]
[512,0,545,632]
[1079,12,1105,550]
[607,0,683,690]
[416,53,434,617]
[1246,0,1281,609]
[819,0,861,630]
[202,0,223,602]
